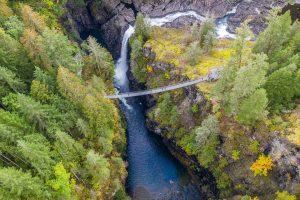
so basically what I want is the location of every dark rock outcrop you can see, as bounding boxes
[64,0,135,58]
[64,0,238,58]
[227,0,286,34]
[64,0,288,58]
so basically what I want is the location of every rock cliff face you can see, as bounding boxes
[64,0,286,58]
[227,0,285,34]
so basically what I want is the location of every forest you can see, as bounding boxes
[0,0,300,199]
[0,0,129,199]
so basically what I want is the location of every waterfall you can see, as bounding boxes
[114,9,237,105]
[115,25,135,90]
[113,9,237,198]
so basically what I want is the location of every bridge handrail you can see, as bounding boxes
[105,76,209,99]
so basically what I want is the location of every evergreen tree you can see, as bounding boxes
[184,41,203,66]
[0,28,34,81]
[130,36,147,83]
[0,66,26,94]
[253,10,292,63]
[230,54,268,114]
[233,21,254,68]
[57,66,87,104]
[156,93,179,127]
[30,80,51,103]
[0,110,32,155]
[135,13,150,41]
[2,93,62,132]
[0,167,48,199]
[85,150,110,186]
[212,58,239,110]
[38,29,82,73]
[213,22,254,110]
[3,16,24,39]
[54,130,85,169]
[195,115,219,147]
[237,88,268,125]
[265,66,298,112]
[84,36,114,81]
[17,134,54,178]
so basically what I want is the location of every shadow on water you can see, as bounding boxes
[121,97,201,200]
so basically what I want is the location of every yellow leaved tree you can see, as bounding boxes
[250,154,274,176]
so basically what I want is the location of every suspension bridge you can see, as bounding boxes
[105,69,220,99]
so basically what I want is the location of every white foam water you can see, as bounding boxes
[114,9,237,107]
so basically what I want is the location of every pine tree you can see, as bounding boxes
[265,66,298,112]
[237,89,268,125]
[230,54,268,114]
[30,80,51,103]
[0,28,34,81]
[4,16,24,39]
[38,29,82,73]
[17,134,54,178]
[54,130,85,168]
[184,41,203,66]
[253,10,292,61]
[0,66,26,94]
[85,150,110,186]
[233,21,254,68]
[212,22,254,109]
[84,36,114,81]
[57,66,87,104]
[195,115,219,147]
[0,167,48,199]
[2,93,62,132]
[135,13,150,41]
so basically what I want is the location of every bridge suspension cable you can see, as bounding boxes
[105,76,210,99]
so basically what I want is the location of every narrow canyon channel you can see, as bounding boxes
[113,10,236,199]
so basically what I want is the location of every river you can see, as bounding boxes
[113,10,236,200]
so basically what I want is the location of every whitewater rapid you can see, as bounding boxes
[114,9,237,94]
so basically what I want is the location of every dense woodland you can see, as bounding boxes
[0,0,129,199]
[1,0,300,199]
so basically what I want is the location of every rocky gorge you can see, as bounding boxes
[63,0,286,58]
[63,0,300,199]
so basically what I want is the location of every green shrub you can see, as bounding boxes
[232,150,240,161]
[249,140,260,154]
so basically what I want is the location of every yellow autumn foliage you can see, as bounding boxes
[287,104,300,146]
[250,154,274,176]
[145,27,254,94]
[21,5,46,33]
[0,0,13,17]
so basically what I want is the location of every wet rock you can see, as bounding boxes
[65,0,239,58]
[269,138,300,193]
[163,16,198,28]
[64,0,288,58]
[134,0,237,18]
[227,0,286,34]
[100,7,135,58]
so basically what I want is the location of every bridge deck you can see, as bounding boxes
[105,76,209,99]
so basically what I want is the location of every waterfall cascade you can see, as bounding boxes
[114,9,237,199]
